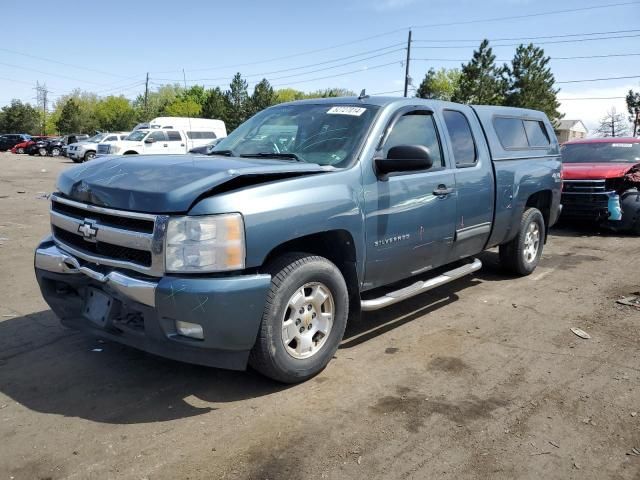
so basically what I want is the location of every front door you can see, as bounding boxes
[144,131,168,154]
[363,109,457,290]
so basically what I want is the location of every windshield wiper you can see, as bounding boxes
[239,152,303,162]
[208,149,235,157]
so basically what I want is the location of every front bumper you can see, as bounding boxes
[67,149,83,160]
[35,238,271,370]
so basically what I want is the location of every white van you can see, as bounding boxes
[99,117,226,156]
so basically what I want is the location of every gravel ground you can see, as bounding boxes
[0,151,639,480]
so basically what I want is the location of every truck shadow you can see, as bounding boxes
[0,268,513,425]
[550,221,636,238]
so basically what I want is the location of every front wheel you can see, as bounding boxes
[499,207,545,276]
[17,147,24,154]
[38,147,47,156]
[83,151,96,162]
[249,253,349,383]
[50,147,60,156]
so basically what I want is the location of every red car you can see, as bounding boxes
[10,136,53,154]
[561,137,640,233]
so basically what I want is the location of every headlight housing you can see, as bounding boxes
[165,214,245,272]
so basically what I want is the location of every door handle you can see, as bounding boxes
[163,143,168,147]
[433,185,454,196]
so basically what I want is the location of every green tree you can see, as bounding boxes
[0,100,40,133]
[95,96,136,131]
[626,89,640,135]
[52,90,99,133]
[56,99,83,134]
[505,44,561,123]
[180,85,208,108]
[249,78,275,116]
[274,88,306,104]
[224,73,250,131]
[304,88,355,99]
[132,84,182,121]
[164,98,202,117]
[452,40,506,105]
[416,68,461,101]
[202,87,227,120]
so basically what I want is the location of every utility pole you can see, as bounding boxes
[403,29,412,97]
[634,107,639,137]
[144,72,149,119]
[34,82,50,135]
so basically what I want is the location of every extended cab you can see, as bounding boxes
[34,97,561,383]
[560,137,640,233]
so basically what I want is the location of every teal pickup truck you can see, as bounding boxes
[35,96,562,383]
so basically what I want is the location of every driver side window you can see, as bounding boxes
[149,131,166,142]
[383,111,443,167]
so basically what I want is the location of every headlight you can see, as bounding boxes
[165,214,245,272]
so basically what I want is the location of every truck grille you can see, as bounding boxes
[49,194,167,276]
[561,179,611,220]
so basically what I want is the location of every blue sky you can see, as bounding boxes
[1,0,638,130]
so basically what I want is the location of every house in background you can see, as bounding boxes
[555,120,588,143]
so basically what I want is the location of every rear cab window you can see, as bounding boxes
[167,131,182,141]
[494,116,551,149]
[443,110,477,167]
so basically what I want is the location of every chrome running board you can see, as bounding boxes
[360,258,482,311]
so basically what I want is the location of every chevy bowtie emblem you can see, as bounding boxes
[78,220,98,240]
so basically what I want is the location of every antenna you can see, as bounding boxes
[358,89,369,100]
[182,68,194,152]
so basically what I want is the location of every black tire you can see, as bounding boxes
[499,207,545,276]
[38,147,47,156]
[17,147,24,154]
[51,147,60,156]
[83,151,96,162]
[249,253,349,383]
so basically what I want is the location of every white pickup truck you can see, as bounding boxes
[98,117,226,156]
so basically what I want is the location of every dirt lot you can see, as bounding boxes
[0,151,639,480]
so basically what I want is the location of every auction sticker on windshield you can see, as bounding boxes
[327,106,367,116]
[612,143,633,148]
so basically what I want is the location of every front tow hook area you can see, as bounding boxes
[35,241,157,307]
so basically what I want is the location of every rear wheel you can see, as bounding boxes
[38,147,47,156]
[51,147,60,156]
[249,253,349,383]
[17,147,24,154]
[499,208,545,276]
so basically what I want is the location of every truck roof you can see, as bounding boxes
[281,96,551,119]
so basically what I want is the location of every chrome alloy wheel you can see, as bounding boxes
[523,222,540,263]
[281,282,334,359]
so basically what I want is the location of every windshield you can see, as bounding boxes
[126,130,148,141]
[212,103,380,166]
[562,142,640,164]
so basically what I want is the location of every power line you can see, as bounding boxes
[266,61,404,88]
[411,1,639,29]
[412,33,640,49]
[154,44,405,82]
[0,61,114,86]
[0,47,135,78]
[558,96,627,100]
[557,74,640,83]
[412,28,640,43]
[411,52,640,62]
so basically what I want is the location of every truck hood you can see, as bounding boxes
[56,154,331,213]
[562,162,638,180]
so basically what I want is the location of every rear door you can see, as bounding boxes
[166,130,186,154]
[439,107,495,259]
[363,107,457,289]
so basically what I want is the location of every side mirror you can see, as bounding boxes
[144,137,155,144]
[375,145,433,175]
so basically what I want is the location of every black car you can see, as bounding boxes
[28,134,89,156]
[0,134,31,151]
[188,138,222,154]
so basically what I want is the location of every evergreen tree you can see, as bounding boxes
[249,78,275,116]
[626,89,640,136]
[0,100,40,133]
[224,73,250,131]
[452,40,506,105]
[202,87,227,120]
[505,44,561,123]
[416,68,461,101]
[56,99,83,134]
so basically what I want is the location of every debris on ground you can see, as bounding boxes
[616,295,640,309]
[570,327,591,339]
[16,190,25,194]
[631,412,637,417]
[549,440,560,448]
[627,447,640,456]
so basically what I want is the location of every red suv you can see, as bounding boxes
[561,137,640,233]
